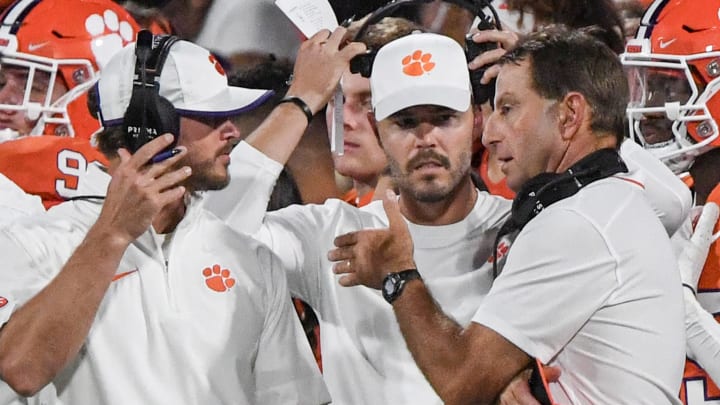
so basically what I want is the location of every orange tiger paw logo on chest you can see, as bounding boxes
[202,264,235,292]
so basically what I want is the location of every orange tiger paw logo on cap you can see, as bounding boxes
[202,264,236,292]
[402,50,436,76]
[208,54,226,76]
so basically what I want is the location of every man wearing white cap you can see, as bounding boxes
[206,31,512,404]
[0,29,364,404]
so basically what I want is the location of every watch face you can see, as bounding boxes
[382,270,420,304]
[383,275,396,297]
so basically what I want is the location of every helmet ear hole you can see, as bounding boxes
[71,67,91,86]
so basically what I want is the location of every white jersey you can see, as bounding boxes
[205,142,512,404]
[0,165,329,405]
[472,177,685,404]
[0,172,44,223]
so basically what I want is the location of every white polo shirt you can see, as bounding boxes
[472,177,685,404]
[0,165,329,405]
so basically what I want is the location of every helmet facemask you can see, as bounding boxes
[622,38,720,174]
[0,45,97,141]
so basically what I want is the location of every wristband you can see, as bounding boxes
[278,96,314,124]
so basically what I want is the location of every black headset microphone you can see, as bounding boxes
[123,29,180,154]
[348,0,501,105]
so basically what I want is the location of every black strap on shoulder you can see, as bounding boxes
[491,148,628,278]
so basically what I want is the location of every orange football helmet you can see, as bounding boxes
[0,0,139,141]
[621,0,720,174]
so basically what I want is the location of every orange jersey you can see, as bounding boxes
[680,183,720,404]
[342,188,375,208]
[0,136,107,209]
[478,148,515,200]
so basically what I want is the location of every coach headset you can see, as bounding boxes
[122,29,180,153]
[348,0,501,105]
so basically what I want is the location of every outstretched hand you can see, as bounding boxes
[679,202,719,293]
[95,134,191,245]
[328,190,416,289]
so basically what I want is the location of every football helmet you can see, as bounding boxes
[620,0,720,174]
[0,0,139,141]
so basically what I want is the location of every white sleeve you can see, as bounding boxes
[255,200,366,310]
[253,246,330,405]
[0,227,54,326]
[684,288,720,385]
[0,173,45,224]
[670,213,694,259]
[202,141,283,235]
[619,139,692,236]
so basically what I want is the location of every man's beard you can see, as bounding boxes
[388,149,471,203]
[182,158,229,192]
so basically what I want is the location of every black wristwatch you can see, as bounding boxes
[382,269,421,304]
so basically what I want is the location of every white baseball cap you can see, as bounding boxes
[371,32,472,121]
[96,40,273,126]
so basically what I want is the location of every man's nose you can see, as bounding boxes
[221,120,241,140]
[414,122,440,148]
[0,80,23,108]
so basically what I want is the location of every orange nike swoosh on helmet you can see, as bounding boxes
[112,269,138,282]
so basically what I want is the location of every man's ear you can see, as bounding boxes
[557,92,586,141]
[472,104,484,145]
[367,110,381,144]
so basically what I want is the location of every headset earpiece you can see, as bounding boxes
[349,51,377,78]
[465,10,499,105]
[347,0,500,103]
[122,29,180,153]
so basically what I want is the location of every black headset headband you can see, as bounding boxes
[133,30,179,89]
[122,29,181,153]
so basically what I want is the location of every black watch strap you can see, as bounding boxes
[382,269,421,304]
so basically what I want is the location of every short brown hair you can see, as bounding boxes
[500,25,628,145]
[94,125,127,159]
[343,16,423,49]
